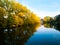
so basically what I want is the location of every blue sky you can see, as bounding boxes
[16,0,60,18]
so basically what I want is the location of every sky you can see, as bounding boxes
[16,0,60,18]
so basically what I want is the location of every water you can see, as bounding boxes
[1,25,60,45]
[25,26,60,45]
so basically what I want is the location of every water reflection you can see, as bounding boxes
[0,23,60,45]
[43,23,53,28]
[54,24,60,31]
[0,26,37,45]
[25,23,60,45]
[43,23,60,31]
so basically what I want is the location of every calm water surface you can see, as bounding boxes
[25,26,60,45]
[2,25,60,45]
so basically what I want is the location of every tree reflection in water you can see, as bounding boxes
[0,23,60,45]
[43,23,60,31]
[43,23,53,28]
[54,24,60,31]
[0,24,39,45]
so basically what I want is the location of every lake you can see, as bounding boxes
[1,25,60,45]
[25,26,60,45]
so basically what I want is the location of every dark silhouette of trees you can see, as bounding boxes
[54,14,60,25]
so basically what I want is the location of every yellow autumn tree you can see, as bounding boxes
[0,0,41,30]
[43,16,51,23]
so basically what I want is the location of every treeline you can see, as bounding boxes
[0,0,60,30]
[42,14,60,25]
[41,15,60,31]
[0,0,41,29]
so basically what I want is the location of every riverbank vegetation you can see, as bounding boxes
[0,0,41,30]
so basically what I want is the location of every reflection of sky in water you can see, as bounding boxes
[25,26,60,45]
[36,26,60,34]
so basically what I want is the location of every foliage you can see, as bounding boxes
[0,0,41,30]
[43,16,50,22]
[43,16,53,24]
[54,14,60,24]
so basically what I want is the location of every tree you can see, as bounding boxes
[54,14,60,24]
[43,16,53,24]
[0,0,41,30]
